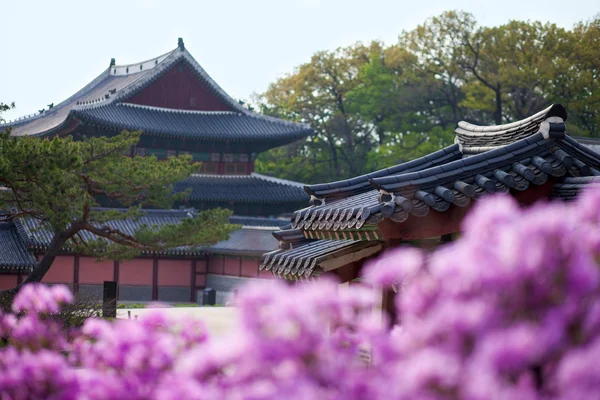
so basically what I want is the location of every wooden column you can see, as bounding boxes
[113,260,120,300]
[190,259,197,303]
[73,255,80,294]
[382,287,399,327]
[152,257,159,301]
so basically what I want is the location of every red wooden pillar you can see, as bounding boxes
[152,257,159,301]
[73,255,80,294]
[113,260,120,300]
[190,259,197,303]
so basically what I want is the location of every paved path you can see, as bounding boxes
[117,307,237,336]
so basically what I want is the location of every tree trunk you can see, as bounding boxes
[24,231,70,283]
[328,140,341,179]
[494,85,503,125]
[0,230,71,309]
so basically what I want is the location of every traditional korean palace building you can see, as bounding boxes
[260,105,600,311]
[0,39,311,302]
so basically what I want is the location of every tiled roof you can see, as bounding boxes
[259,228,382,280]
[455,104,568,154]
[15,209,192,254]
[264,104,600,279]
[293,145,463,234]
[573,137,600,154]
[2,50,175,137]
[71,103,311,143]
[175,173,307,204]
[1,40,311,146]
[0,223,36,273]
[9,209,284,257]
[228,215,290,228]
[551,176,600,200]
[210,228,279,257]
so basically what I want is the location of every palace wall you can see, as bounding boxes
[0,254,267,304]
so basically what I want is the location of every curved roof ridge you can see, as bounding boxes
[79,48,183,109]
[455,104,568,155]
[3,48,178,135]
[305,144,461,199]
[370,132,551,191]
[71,47,188,111]
[179,50,311,131]
[3,40,312,141]
[117,102,240,115]
[111,49,176,70]
[251,172,306,188]
[3,49,178,128]
[1,66,113,128]
[457,104,560,133]
[179,49,248,113]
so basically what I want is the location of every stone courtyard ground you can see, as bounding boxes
[117,306,237,335]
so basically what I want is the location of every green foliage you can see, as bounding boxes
[0,102,15,120]
[256,12,600,184]
[0,120,238,282]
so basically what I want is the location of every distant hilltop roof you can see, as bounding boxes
[1,38,311,150]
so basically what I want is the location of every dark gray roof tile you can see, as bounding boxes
[175,173,307,205]
[456,105,566,154]
[2,44,311,146]
[73,103,310,144]
[8,209,282,257]
[0,223,36,272]
[263,108,600,277]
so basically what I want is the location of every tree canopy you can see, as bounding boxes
[0,111,238,285]
[255,11,600,184]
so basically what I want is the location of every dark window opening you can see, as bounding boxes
[199,163,217,174]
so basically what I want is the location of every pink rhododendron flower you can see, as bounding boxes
[363,247,424,287]
[2,188,600,398]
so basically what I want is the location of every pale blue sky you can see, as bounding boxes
[2,0,598,121]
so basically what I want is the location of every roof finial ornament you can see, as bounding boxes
[178,37,185,51]
[110,58,116,67]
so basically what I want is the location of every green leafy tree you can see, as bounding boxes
[257,12,600,184]
[554,15,600,136]
[0,114,238,287]
[347,45,456,169]
[257,42,380,182]
[401,11,472,126]
[459,20,572,124]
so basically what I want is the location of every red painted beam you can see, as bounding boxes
[379,178,557,241]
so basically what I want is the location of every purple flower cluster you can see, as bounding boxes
[2,188,600,399]
[364,188,600,399]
